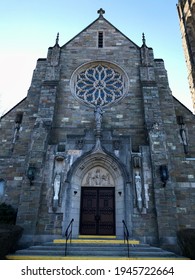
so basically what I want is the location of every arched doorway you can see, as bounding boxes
[80,167,115,235]
[62,151,132,238]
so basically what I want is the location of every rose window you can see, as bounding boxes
[70,62,129,107]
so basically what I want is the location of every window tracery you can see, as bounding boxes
[70,62,129,107]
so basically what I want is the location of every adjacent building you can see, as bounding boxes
[177,0,195,111]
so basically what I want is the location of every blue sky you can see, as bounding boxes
[0,0,193,114]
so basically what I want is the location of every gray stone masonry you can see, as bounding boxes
[0,13,195,252]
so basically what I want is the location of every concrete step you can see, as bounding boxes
[18,243,166,253]
[6,238,187,260]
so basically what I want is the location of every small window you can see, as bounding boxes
[98,32,103,48]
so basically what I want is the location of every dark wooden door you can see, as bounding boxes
[80,187,115,235]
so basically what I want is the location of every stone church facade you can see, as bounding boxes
[1,9,195,252]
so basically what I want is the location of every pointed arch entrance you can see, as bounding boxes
[80,166,115,235]
[63,151,131,238]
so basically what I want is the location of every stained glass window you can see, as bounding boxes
[70,62,129,107]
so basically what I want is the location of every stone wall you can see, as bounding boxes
[0,14,195,250]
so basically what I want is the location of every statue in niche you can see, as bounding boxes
[50,155,67,212]
[53,173,61,204]
[180,128,188,154]
[180,129,187,145]
[135,171,143,212]
[94,105,103,131]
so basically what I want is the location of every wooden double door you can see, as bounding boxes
[80,187,115,235]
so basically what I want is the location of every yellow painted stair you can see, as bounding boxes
[54,236,140,245]
[6,236,188,260]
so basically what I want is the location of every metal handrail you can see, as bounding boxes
[64,218,74,256]
[122,220,130,258]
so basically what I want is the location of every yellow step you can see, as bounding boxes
[6,255,188,260]
[78,235,116,239]
[53,239,140,245]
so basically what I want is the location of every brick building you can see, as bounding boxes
[0,9,195,252]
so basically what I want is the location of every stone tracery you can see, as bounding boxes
[71,62,129,107]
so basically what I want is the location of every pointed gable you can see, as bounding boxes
[61,13,139,50]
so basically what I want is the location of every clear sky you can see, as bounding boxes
[0,0,193,115]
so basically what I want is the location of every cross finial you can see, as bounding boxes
[97,8,105,17]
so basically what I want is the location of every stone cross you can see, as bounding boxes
[97,8,105,16]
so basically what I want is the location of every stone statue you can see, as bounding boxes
[144,184,149,209]
[180,128,188,154]
[53,173,61,201]
[94,105,103,131]
[135,171,143,212]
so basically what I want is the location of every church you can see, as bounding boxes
[0,8,195,253]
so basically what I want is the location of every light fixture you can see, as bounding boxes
[27,166,36,185]
[159,165,169,187]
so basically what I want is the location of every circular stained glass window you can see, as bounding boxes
[70,61,129,107]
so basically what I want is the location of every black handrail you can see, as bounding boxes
[64,218,74,256]
[122,220,130,258]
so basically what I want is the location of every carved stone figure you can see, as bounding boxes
[94,168,101,185]
[144,184,149,209]
[53,173,61,201]
[180,128,188,154]
[83,167,113,186]
[94,105,103,131]
[135,171,143,211]
[85,172,92,185]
